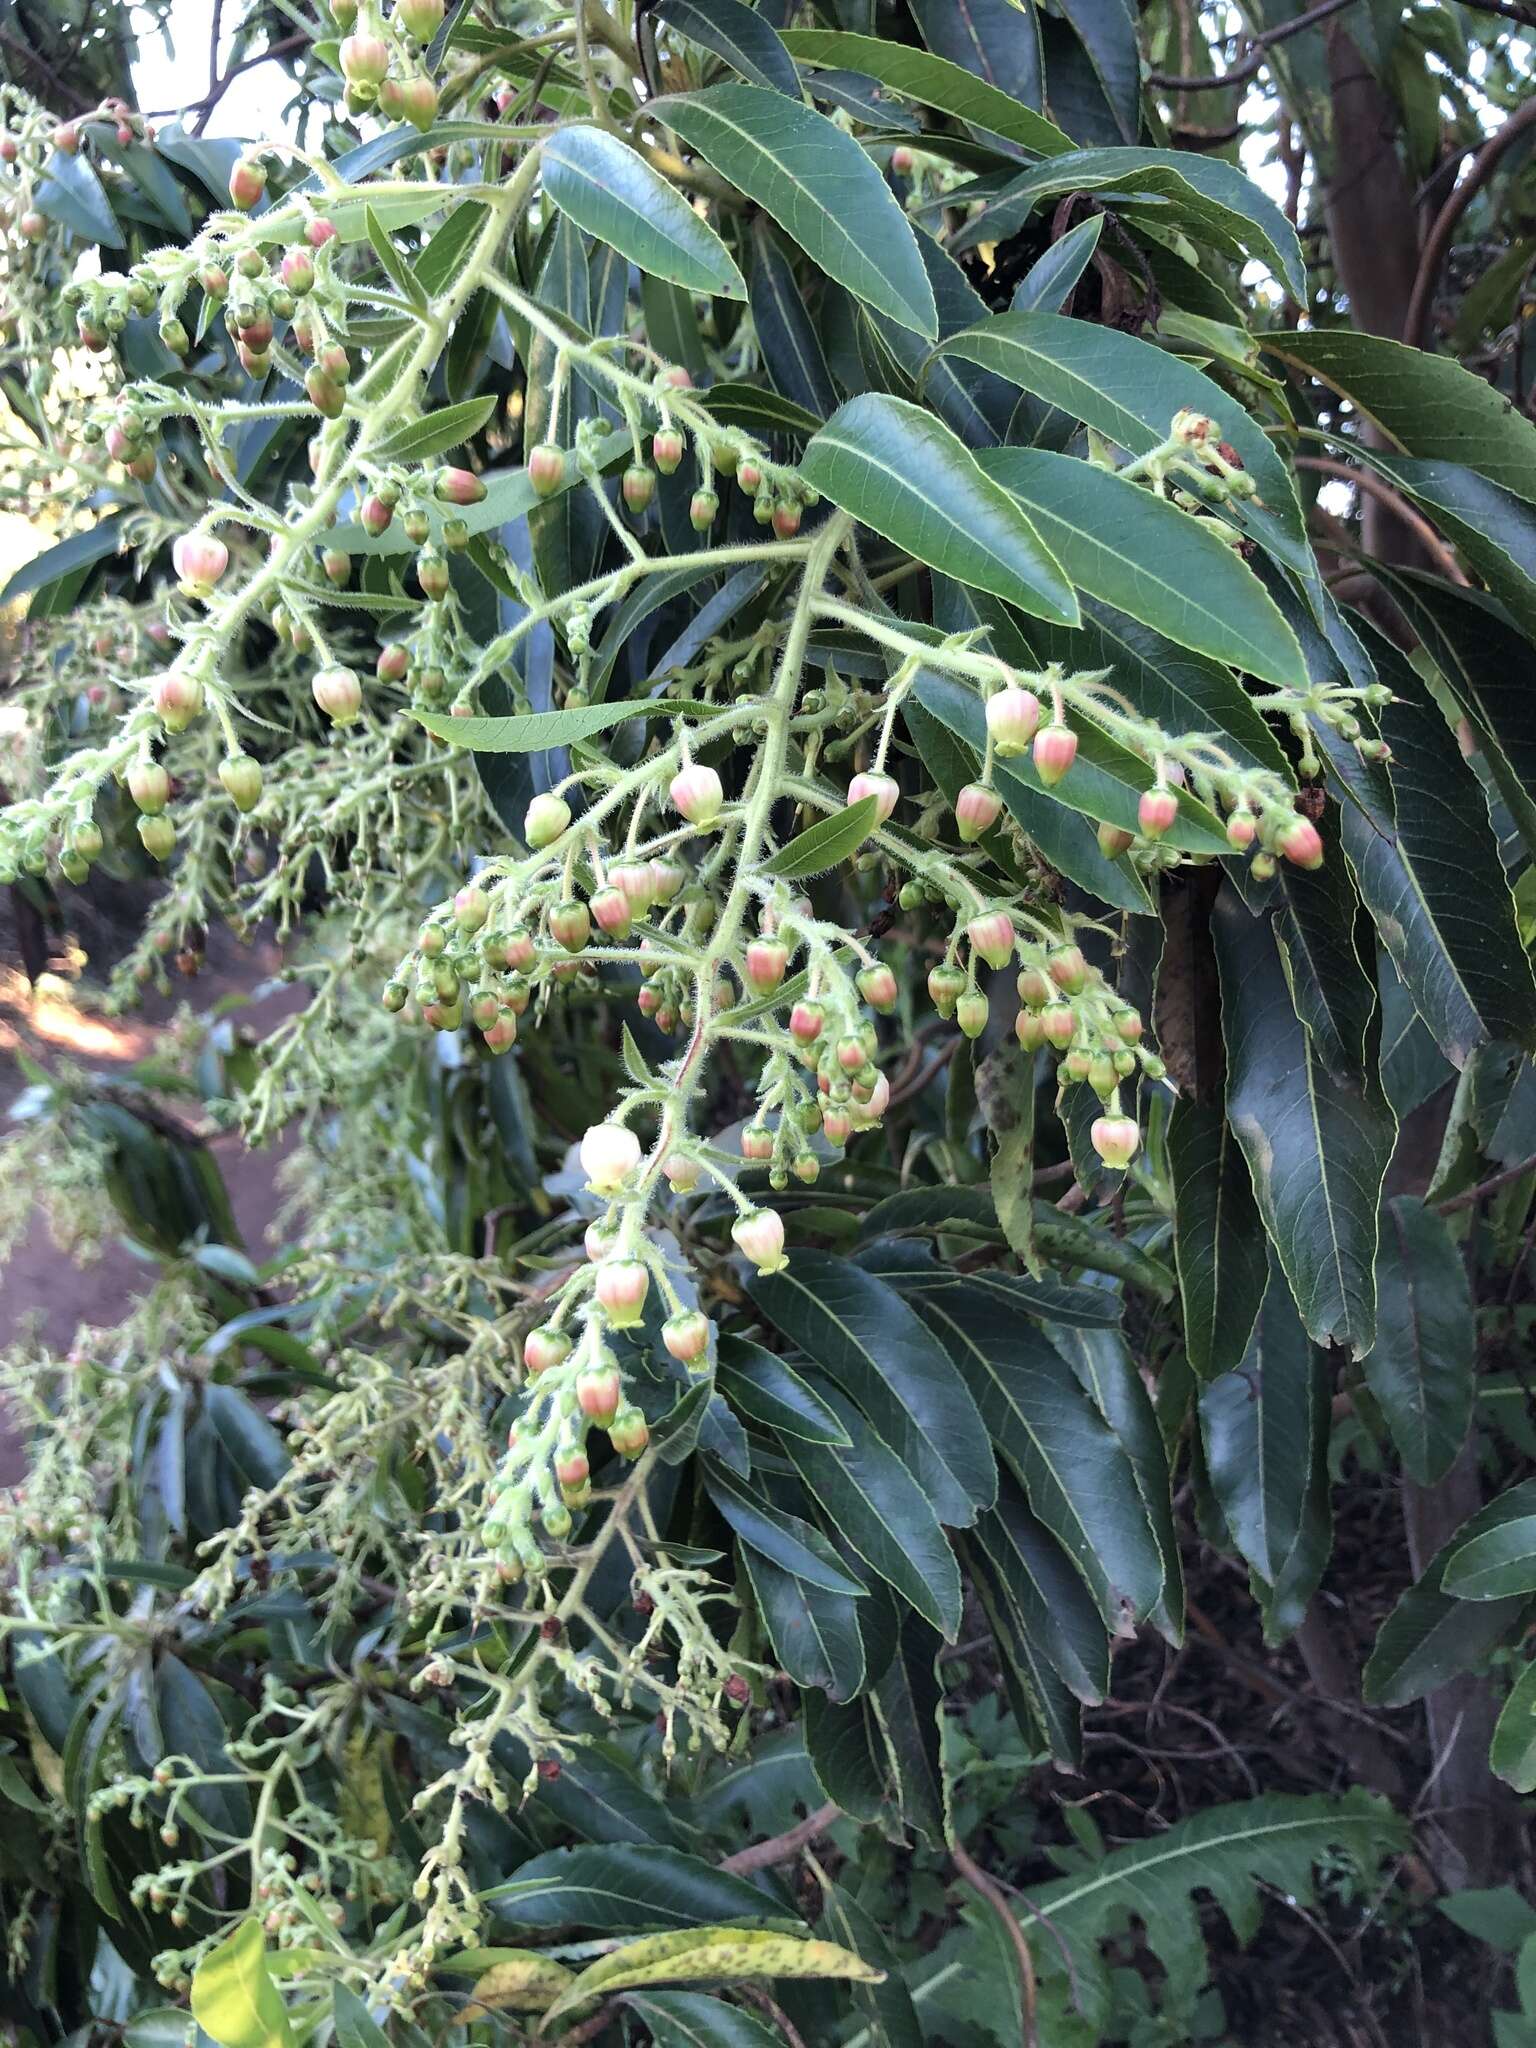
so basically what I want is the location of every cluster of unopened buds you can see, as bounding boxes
[0,96,154,249]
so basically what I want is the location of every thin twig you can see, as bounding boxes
[1149,0,1360,91]
[1437,1151,1536,1213]
[1294,456,1470,586]
[952,1840,1039,2048]
[1405,97,1536,349]
[717,1799,841,1874]
[738,1985,809,2048]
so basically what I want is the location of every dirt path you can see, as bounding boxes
[1,899,303,1484]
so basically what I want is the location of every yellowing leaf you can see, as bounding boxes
[465,1953,577,2017]
[540,1928,882,2031]
[190,1921,293,2048]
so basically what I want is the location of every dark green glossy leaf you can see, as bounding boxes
[1012,214,1104,311]
[156,1656,251,1839]
[1443,1519,1536,1602]
[371,397,497,464]
[1362,1196,1474,1487]
[486,1844,780,1930]
[656,85,937,336]
[1268,330,1536,506]
[803,395,1076,623]
[1341,624,1536,1065]
[1490,1659,1536,1794]
[656,0,801,96]
[912,0,1045,124]
[742,1547,865,1700]
[1,515,125,604]
[1365,1478,1536,1706]
[623,1990,783,2048]
[934,311,1312,588]
[1055,0,1140,141]
[980,1036,1037,1275]
[818,1883,924,2048]
[778,27,1067,152]
[803,1690,891,1822]
[780,1376,964,1638]
[1168,1094,1266,1382]
[1356,452,1536,642]
[543,127,745,298]
[977,447,1308,686]
[37,146,123,246]
[906,1280,1165,1627]
[747,221,836,418]
[715,1335,852,1444]
[971,1484,1110,1701]
[705,1463,868,1595]
[414,696,710,753]
[872,1614,946,1843]
[749,1253,996,1525]
[1212,891,1395,1355]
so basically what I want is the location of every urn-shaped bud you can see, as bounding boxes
[1033,722,1078,786]
[986,686,1041,758]
[580,1121,641,1193]
[955,782,1003,842]
[1091,1114,1140,1168]
[847,770,898,824]
[731,1207,786,1274]
[524,792,571,847]
[670,762,723,827]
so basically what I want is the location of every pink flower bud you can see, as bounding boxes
[555,1450,590,1490]
[524,792,571,847]
[741,1122,775,1160]
[822,1108,852,1145]
[789,999,825,1045]
[967,911,1016,971]
[396,0,445,38]
[585,1220,619,1263]
[1047,943,1087,993]
[280,247,315,295]
[835,1032,866,1075]
[744,938,788,994]
[956,782,1003,842]
[376,642,409,683]
[847,770,898,824]
[550,901,590,953]
[229,157,266,209]
[986,685,1041,757]
[653,428,685,474]
[670,762,723,827]
[1033,722,1078,786]
[307,216,338,248]
[1091,1114,1140,1168]
[663,1309,711,1367]
[1278,816,1324,870]
[689,489,719,530]
[1226,807,1257,850]
[610,1408,650,1457]
[340,33,391,83]
[171,533,230,597]
[580,1122,641,1193]
[128,760,171,814]
[590,885,633,938]
[454,884,488,932]
[856,964,898,1014]
[863,1072,891,1122]
[1016,1010,1045,1050]
[622,464,656,514]
[731,1207,786,1274]
[1041,1002,1076,1047]
[151,672,204,732]
[1137,787,1179,839]
[650,857,686,902]
[596,1258,650,1327]
[664,1152,700,1192]
[312,666,363,724]
[523,1326,571,1376]
[576,1366,622,1423]
[609,860,657,910]
[1098,822,1135,860]
[528,443,565,496]
[772,502,802,539]
[435,466,486,506]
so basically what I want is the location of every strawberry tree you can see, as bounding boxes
[3,1,1536,2040]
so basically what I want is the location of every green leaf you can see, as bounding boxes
[1360,453,1536,642]
[818,1884,925,2048]
[1054,0,1141,141]
[1004,1793,1408,2038]
[1267,329,1536,507]
[742,1546,865,1701]
[331,1986,392,2048]
[1168,1095,1266,1382]
[371,397,497,464]
[413,696,711,753]
[872,1613,947,1843]
[705,1463,869,1595]
[37,146,124,246]
[779,1378,965,1638]
[779,28,1069,155]
[931,311,1313,588]
[972,1484,1111,1701]
[1199,1268,1327,1588]
[0,515,124,605]
[1361,1197,1475,1487]
[747,221,836,418]
[365,204,428,310]
[1013,214,1104,312]
[748,1253,997,1527]
[1364,1478,1536,1706]
[759,796,880,879]
[979,1037,1037,1276]
[414,198,490,295]
[964,1533,1083,1763]
[622,1990,783,2048]
[803,1689,893,1821]
[952,148,1305,300]
[976,447,1308,686]
[156,1655,252,1840]
[1491,1660,1536,1795]
[204,1384,288,1489]
[655,85,937,337]
[906,1279,1166,1628]
[801,395,1076,624]
[486,1844,782,1931]
[542,127,746,298]
[1212,891,1396,1355]
[715,1336,852,1444]
[656,0,802,96]
[1443,1518,1536,1602]
[190,1922,293,2048]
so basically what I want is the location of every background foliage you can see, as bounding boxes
[2,0,1536,2043]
